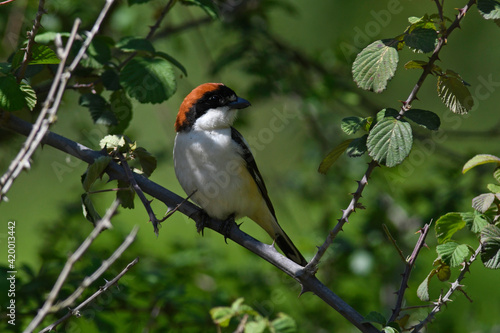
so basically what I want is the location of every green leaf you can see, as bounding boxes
[481,224,500,269]
[478,0,500,26]
[472,193,496,213]
[435,212,466,244]
[404,60,427,69]
[488,183,500,193]
[462,211,490,234]
[81,193,101,224]
[80,36,113,68]
[27,44,61,65]
[382,327,398,333]
[133,147,157,177]
[34,31,71,44]
[437,70,474,114]
[435,258,451,281]
[417,270,435,301]
[116,36,155,53]
[0,63,10,74]
[180,0,220,19]
[20,81,37,111]
[82,156,112,192]
[352,39,399,93]
[346,135,368,157]
[79,93,118,126]
[436,242,471,267]
[0,75,28,111]
[109,90,133,134]
[364,311,386,325]
[155,51,188,77]
[246,320,267,333]
[271,313,297,333]
[100,134,131,150]
[494,167,500,183]
[318,139,353,174]
[463,154,500,173]
[117,179,135,209]
[375,108,399,122]
[209,306,234,327]
[404,109,440,130]
[102,68,122,91]
[119,57,177,104]
[367,117,413,167]
[404,28,437,53]
[341,116,364,135]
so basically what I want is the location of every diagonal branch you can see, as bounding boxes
[1,113,380,333]
[389,222,432,323]
[411,244,483,333]
[23,200,120,333]
[39,257,140,333]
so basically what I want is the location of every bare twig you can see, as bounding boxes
[411,244,483,333]
[389,222,432,323]
[23,200,120,333]
[40,257,140,333]
[16,0,46,83]
[52,225,139,311]
[0,0,116,202]
[0,0,17,5]
[1,114,380,333]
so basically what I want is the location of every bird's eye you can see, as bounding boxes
[208,95,221,102]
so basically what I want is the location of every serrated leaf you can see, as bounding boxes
[488,183,500,193]
[102,69,122,91]
[404,108,440,130]
[478,0,500,25]
[82,156,112,191]
[155,51,188,77]
[100,134,132,150]
[417,270,435,301]
[318,139,353,174]
[436,261,451,281]
[367,117,413,167]
[81,193,101,224]
[375,108,399,122]
[0,75,27,111]
[463,154,500,173]
[437,70,474,114]
[382,327,398,333]
[133,147,157,177]
[27,44,61,65]
[472,193,496,213]
[271,313,296,333]
[109,90,133,134]
[494,167,500,183]
[364,311,387,325]
[117,179,135,209]
[79,93,118,126]
[341,116,364,135]
[481,224,500,269]
[404,27,437,53]
[352,39,399,93]
[462,211,490,234]
[20,81,37,111]
[246,320,267,333]
[80,36,113,69]
[120,57,177,104]
[181,0,220,19]
[116,36,155,53]
[437,242,471,267]
[347,135,368,157]
[435,212,466,243]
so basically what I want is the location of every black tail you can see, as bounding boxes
[275,231,308,266]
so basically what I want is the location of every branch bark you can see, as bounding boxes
[1,113,380,333]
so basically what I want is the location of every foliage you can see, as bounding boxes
[1,0,500,333]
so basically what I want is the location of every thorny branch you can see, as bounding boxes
[308,0,478,269]
[411,244,483,333]
[40,257,140,333]
[389,223,432,323]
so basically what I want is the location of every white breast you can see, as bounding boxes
[173,128,262,220]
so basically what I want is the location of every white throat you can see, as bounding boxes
[193,107,238,131]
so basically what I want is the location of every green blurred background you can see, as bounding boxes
[1,0,500,332]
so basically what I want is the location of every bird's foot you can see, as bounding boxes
[194,210,210,236]
[219,214,236,244]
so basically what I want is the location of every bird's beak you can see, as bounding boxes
[228,97,251,109]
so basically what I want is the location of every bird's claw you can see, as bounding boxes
[219,214,236,244]
[195,210,209,236]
